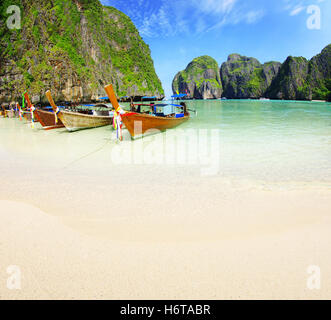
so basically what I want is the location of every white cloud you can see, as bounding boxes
[103,0,265,38]
[205,8,264,32]
[245,10,265,23]
[194,0,237,15]
[282,0,324,16]
[195,17,207,34]
[290,6,305,16]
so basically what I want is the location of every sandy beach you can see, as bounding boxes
[1,0,330,302]
[1,106,331,299]
[1,186,331,300]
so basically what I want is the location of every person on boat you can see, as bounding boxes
[180,102,187,114]
[135,104,141,113]
[130,102,136,112]
[150,103,155,114]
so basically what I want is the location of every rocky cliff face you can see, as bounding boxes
[220,54,281,99]
[172,56,222,99]
[266,56,311,100]
[308,44,331,101]
[172,44,330,101]
[0,0,164,103]
[267,45,331,100]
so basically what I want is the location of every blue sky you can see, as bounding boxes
[101,0,331,97]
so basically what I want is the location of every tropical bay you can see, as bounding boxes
[1,0,331,301]
[1,99,331,299]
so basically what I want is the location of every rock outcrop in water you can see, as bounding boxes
[307,44,331,101]
[172,44,331,101]
[265,56,311,100]
[172,56,222,99]
[220,54,281,99]
[0,0,164,103]
[267,44,331,100]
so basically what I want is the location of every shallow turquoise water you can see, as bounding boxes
[1,99,331,184]
[177,99,331,183]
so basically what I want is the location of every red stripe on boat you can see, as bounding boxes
[122,112,137,117]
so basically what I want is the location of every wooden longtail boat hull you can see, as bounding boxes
[1,106,18,118]
[5,109,16,118]
[34,109,65,130]
[121,112,190,139]
[22,111,39,122]
[22,112,31,121]
[1,105,7,117]
[59,110,113,131]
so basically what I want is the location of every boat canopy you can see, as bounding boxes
[142,96,157,100]
[44,106,65,110]
[171,94,187,98]
[81,103,112,109]
[155,103,181,107]
[94,103,113,109]
[98,97,109,100]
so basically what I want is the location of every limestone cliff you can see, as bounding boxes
[266,44,331,100]
[172,44,330,101]
[220,54,281,99]
[266,56,310,100]
[0,0,164,103]
[307,44,331,101]
[172,56,222,99]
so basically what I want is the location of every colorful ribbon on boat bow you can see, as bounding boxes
[113,110,123,141]
[19,92,27,121]
[22,93,25,110]
[54,106,60,124]
[30,105,35,128]
[17,103,23,121]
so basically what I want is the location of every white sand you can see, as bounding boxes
[1,184,331,299]
[0,120,331,299]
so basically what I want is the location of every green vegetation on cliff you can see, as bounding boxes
[172,55,222,99]
[220,54,281,99]
[267,45,331,101]
[175,56,221,86]
[172,44,330,101]
[308,44,331,100]
[266,56,310,100]
[245,67,265,92]
[0,0,164,103]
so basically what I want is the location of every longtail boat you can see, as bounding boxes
[22,110,40,123]
[45,90,113,132]
[34,108,65,130]
[23,112,33,121]
[104,84,190,139]
[1,103,8,117]
[23,92,64,130]
[16,94,39,123]
[1,103,18,118]
[119,111,189,139]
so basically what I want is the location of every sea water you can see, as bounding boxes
[185,99,331,183]
[0,99,331,185]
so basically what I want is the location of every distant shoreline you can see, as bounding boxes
[166,98,330,103]
[1,98,329,106]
